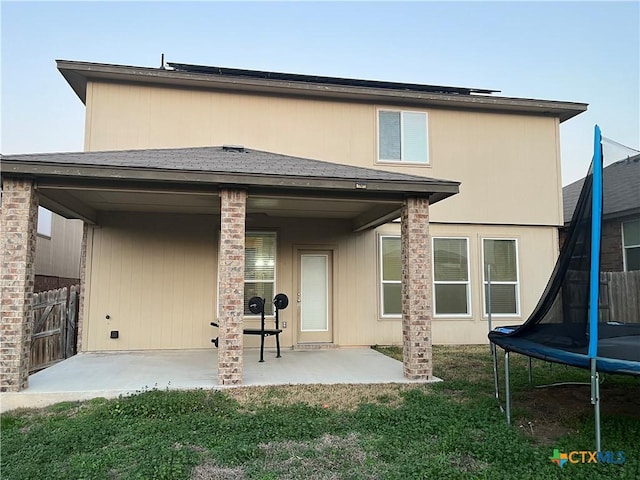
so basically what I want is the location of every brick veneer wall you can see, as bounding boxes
[34,275,80,293]
[1,178,38,391]
[400,196,432,380]
[76,223,89,352]
[560,216,637,273]
[601,220,623,272]
[217,189,247,385]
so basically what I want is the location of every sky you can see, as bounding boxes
[1,1,639,186]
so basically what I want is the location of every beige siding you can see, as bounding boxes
[85,81,562,226]
[83,211,558,350]
[35,213,83,278]
[84,212,217,351]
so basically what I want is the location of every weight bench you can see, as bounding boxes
[211,294,289,363]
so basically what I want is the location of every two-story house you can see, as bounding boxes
[0,59,586,390]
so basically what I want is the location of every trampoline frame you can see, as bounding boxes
[487,125,640,451]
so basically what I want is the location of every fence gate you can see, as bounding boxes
[30,285,79,373]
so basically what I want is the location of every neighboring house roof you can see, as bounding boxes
[1,146,460,230]
[563,154,640,224]
[56,60,587,122]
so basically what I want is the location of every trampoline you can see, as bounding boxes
[488,126,640,450]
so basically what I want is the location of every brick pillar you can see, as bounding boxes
[76,222,89,353]
[401,196,432,380]
[1,178,39,391]
[217,189,246,385]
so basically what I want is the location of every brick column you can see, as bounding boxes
[401,196,432,380]
[1,178,39,391]
[217,189,246,385]
[76,222,89,353]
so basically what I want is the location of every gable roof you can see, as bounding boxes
[0,146,459,201]
[563,154,640,223]
[56,60,587,122]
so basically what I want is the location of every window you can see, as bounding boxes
[380,236,401,316]
[378,110,428,163]
[37,206,52,237]
[483,239,519,316]
[433,238,470,316]
[244,233,276,315]
[623,219,640,271]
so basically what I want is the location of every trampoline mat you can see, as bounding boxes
[489,328,640,376]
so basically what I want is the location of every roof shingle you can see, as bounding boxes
[563,154,640,222]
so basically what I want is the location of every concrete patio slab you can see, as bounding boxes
[0,348,440,413]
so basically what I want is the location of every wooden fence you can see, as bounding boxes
[603,271,640,324]
[30,285,79,373]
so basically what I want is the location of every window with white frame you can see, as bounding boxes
[244,232,276,315]
[623,219,640,271]
[433,237,470,316]
[378,110,428,163]
[483,238,519,316]
[380,235,402,316]
[37,206,52,237]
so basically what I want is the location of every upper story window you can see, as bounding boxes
[482,238,520,316]
[37,206,52,237]
[622,219,640,271]
[378,110,429,164]
[245,232,276,315]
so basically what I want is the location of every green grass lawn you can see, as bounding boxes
[2,345,639,479]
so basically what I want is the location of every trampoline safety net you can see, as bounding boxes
[489,137,640,374]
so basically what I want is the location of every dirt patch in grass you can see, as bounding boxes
[256,432,386,479]
[516,381,640,444]
[449,452,488,474]
[377,344,640,446]
[191,461,245,480]
[226,383,426,412]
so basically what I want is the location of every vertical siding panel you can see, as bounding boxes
[184,236,200,347]
[159,235,174,347]
[129,229,145,348]
[85,213,217,351]
[118,229,134,350]
[137,229,152,350]
[149,230,164,349]
[171,237,187,347]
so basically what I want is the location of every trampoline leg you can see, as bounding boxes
[491,343,501,407]
[528,357,533,386]
[590,359,601,452]
[504,350,511,426]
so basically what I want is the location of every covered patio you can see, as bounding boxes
[0,347,440,412]
[1,146,459,392]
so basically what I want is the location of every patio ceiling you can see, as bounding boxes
[36,183,403,230]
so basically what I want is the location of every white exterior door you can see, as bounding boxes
[297,251,333,343]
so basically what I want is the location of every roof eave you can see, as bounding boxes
[56,60,587,122]
[1,160,459,202]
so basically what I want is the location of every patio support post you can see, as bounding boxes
[0,177,39,391]
[76,222,89,352]
[400,196,432,380]
[217,188,247,385]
